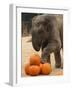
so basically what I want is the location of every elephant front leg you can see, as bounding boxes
[54,50,61,68]
[41,43,58,64]
[47,55,50,63]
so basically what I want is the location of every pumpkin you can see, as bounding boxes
[29,65,40,76]
[41,63,52,75]
[25,63,30,75]
[30,54,41,65]
[39,63,43,74]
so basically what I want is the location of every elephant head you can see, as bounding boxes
[31,15,54,51]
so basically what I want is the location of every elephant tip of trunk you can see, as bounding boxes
[34,47,40,51]
[33,45,40,51]
[35,49,40,51]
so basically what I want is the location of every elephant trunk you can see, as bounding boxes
[32,31,41,51]
[32,37,41,51]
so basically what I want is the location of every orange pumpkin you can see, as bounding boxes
[25,63,30,75]
[30,54,41,65]
[41,63,52,75]
[39,63,43,74]
[29,65,40,76]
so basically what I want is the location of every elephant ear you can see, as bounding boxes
[45,15,62,50]
[45,15,57,32]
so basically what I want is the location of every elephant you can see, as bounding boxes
[31,14,63,68]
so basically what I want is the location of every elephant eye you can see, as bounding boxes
[36,22,40,27]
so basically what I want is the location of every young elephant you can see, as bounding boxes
[31,14,63,68]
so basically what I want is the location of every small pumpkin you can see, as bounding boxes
[24,63,30,75]
[30,54,41,65]
[29,65,40,76]
[41,63,52,75]
[39,63,43,74]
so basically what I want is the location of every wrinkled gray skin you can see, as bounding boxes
[31,14,63,68]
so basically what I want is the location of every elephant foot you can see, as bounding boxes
[41,60,47,64]
[61,63,63,69]
[55,63,63,69]
[41,60,50,64]
[55,64,61,68]
[54,51,62,68]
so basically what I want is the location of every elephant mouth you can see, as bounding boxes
[41,40,48,50]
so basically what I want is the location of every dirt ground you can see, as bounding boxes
[21,36,63,77]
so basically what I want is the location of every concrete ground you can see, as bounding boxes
[21,36,63,77]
